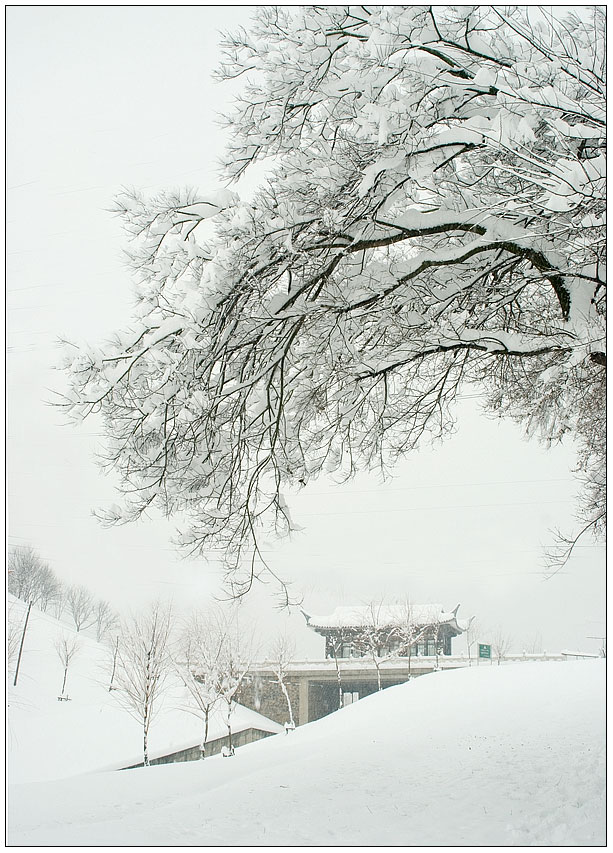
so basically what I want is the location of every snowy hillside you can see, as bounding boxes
[6,596,282,785]
[7,609,605,847]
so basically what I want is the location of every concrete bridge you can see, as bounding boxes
[238,653,566,727]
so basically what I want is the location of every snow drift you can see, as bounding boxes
[7,600,605,846]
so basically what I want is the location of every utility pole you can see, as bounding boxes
[109,635,119,691]
[13,600,32,687]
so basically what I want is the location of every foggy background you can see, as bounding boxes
[6,6,605,657]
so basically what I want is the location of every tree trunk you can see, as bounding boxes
[333,651,342,710]
[201,708,210,758]
[143,648,152,767]
[279,677,294,727]
[143,715,150,767]
[61,664,68,695]
[226,701,233,753]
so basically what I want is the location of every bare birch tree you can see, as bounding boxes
[112,603,173,766]
[66,585,96,633]
[269,633,296,728]
[8,545,59,610]
[354,602,399,692]
[37,568,60,613]
[391,600,434,678]
[212,609,254,756]
[51,582,68,620]
[491,629,514,665]
[327,634,346,712]
[54,633,81,699]
[175,611,224,757]
[93,600,119,642]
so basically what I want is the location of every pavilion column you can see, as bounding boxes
[298,677,310,726]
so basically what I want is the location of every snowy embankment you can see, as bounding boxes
[6,596,281,785]
[7,601,605,847]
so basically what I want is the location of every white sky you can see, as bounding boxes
[6,6,606,657]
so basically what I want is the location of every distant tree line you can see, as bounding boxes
[7,544,118,641]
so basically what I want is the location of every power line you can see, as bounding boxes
[290,477,575,497]
[296,498,574,518]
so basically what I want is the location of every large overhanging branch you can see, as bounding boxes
[59,5,605,593]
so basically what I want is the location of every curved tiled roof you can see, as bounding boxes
[303,604,469,633]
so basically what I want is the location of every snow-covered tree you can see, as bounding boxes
[211,609,254,756]
[353,602,399,691]
[390,600,434,678]
[269,633,296,728]
[175,611,224,757]
[112,603,173,766]
[62,6,605,592]
[431,619,442,670]
[327,632,348,711]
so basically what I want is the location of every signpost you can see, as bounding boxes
[478,643,492,664]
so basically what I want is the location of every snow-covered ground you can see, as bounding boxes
[7,598,605,845]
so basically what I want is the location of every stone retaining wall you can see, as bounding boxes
[121,726,276,769]
[237,675,300,727]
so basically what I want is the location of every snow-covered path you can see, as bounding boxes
[8,660,605,846]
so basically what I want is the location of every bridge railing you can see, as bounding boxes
[246,652,567,674]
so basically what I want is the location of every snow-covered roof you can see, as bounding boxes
[303,605,467,633]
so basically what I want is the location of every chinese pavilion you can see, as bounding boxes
[302,604,467,659]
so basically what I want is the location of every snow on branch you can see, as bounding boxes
[61,6,605,594]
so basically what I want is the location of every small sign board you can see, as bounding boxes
[478,643,492,659]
